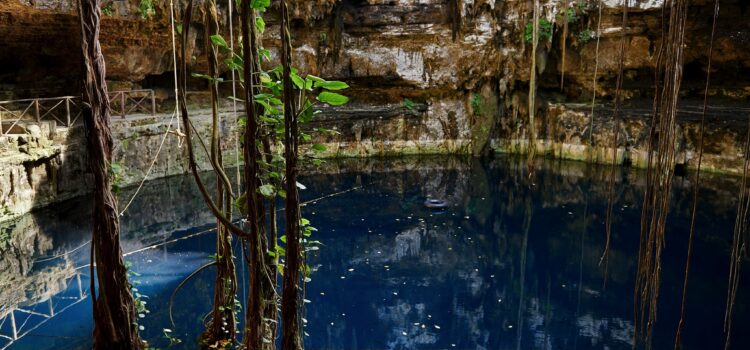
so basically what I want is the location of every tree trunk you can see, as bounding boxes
[241,1,270,349]
[78,0,141,349]
[202,0,237,346]
[280,0,302,349]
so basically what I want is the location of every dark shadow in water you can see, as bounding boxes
[0,156,748,350]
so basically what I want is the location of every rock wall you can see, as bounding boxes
[0,108,236,223]
[1,0,750,218]
[2,0,747,158]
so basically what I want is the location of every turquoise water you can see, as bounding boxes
[0,156,747,349]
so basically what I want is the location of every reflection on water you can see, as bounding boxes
[0,156,747,349]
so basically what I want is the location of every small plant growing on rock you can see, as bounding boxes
[471,93,482,115]
[524,18,553,43]
[110,161,125,193]
[403,97,416,110]
[558,7,579,23]
[138,0,155,20]
[102,2,114,16]
[578,28,594,43]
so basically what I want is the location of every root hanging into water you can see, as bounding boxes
[280,1,303,349]
[634,1,689,348]
[527,0,540,177]
[587,0,603,153]
[600,0,630,287]
[200,1,238,346]
[724,96,750,350]
[673,0,720,348]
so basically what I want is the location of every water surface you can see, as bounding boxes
[0,156,747,349]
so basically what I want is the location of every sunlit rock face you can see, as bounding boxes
[1,0,750,219]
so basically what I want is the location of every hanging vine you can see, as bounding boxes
[724,106,750,350]
[601,0,630,286]
[587,0,603,150]
[280,0,303,348]
[634,1,689,347]
[559,0,568,90]
[673,0,720,348]
[200,1,237,347]
[527,0,540,177]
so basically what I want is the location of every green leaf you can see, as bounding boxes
[191,72,212,80]
[210,35,229,49]
[259,49,272,62]
[255,16,266,33]
[315,80,349,90]
[251,0,270,10]
[305,74,325,83]
[258,184,275,198]
[291,73,305,90]
[312,143,326,152]
[317,92,349,106]
[255,99,276,114]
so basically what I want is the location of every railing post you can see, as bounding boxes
[48,299,55,317]
[35,99,40,123]
[76,273,84,299]
[151,90,156,116]
[10,309,17,340]
[121,92,126,118]
[65,98,71,126]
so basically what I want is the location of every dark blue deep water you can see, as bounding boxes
[1,156,748,349]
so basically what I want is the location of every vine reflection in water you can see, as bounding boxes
[0,156,747,349]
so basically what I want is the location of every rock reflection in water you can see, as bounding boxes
[0,156,747,350]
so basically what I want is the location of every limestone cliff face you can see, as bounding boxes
[1,1,749,168]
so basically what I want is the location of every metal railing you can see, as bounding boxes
[108,89,157,118]
[0,272,88,350]
[0,96,83,135]
[0,90,156,136]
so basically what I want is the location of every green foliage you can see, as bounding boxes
[256,16,266,33]
[558,7,579,23]
[470,93,482,115]
[138,0,155,20]
[125,261,150,332]
[206,9,349,289]
[317,92,349,106]
[110,161,124,193]
[524,18,553,43]
[102,3,114,16]
[251,0,270,9]
[162,328,182,347]
[578,28,594,43]
[402,98,416,110]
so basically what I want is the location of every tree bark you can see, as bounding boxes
[241,1,270,349]
[202,1,237,346]
[280,0,302,349]
[78,0,141,349]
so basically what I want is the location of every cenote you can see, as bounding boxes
[3,0,750,349]
[1,156,748,350]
